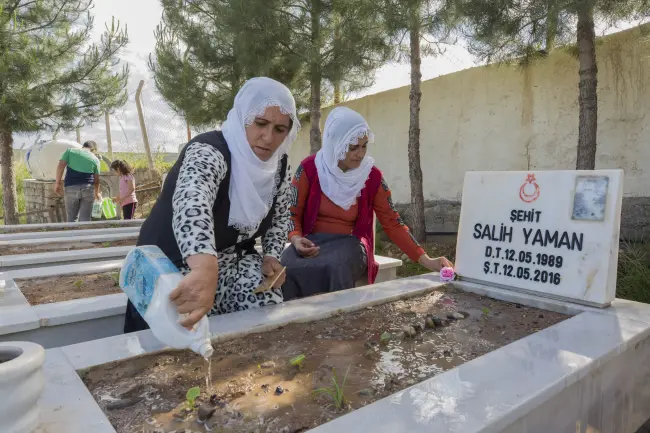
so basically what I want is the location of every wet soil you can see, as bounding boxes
[0,238,135,256]
[82,286,567,433]
[16,272,122,305]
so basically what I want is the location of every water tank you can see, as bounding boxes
[25,139,81,181]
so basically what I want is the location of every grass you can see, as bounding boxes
[0,159,30,224]
[378,236,650,305]
[109,151,173,175]
[616,241,650,303]
[313,366,350,411]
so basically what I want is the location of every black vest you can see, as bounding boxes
[137,131,288,267]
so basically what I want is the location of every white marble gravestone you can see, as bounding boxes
[455,170,623,307]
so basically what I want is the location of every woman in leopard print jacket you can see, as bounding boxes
[125,78,299,333]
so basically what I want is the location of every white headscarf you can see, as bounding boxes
[222,77,300,231]
[315,107,375,210]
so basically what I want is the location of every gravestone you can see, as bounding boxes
[455,170,623,307]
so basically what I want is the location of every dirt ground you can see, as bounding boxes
[82,285,567,433]
[1,222,138,233]
[0,238,135,256]
[16,272,122,305]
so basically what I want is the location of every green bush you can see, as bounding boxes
[616,242,650,303]
[0,159,30,224]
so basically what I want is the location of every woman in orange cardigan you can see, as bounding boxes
[281,107,453,300]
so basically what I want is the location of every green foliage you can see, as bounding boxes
[0,0,130,224]
[443,0,650,65]
[109,271,120,287]
[149,0,393,130]
[0,158,29,224]
[0,1,130,134]
[313,366,350,410]
[109,152,173,174]
[186,386,201,408]
[616,242,650,303]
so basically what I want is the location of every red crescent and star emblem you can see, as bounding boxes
[519,173,540,203]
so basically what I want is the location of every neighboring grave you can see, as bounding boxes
[455,170,623,307]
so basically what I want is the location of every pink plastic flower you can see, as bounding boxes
[440,267,455,282]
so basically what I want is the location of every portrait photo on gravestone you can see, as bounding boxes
[455,170,624,307]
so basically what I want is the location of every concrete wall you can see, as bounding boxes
[289,25,650,239]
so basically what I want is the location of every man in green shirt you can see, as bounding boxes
[54,141,101,222]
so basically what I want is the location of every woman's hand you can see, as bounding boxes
[261,256,286,289]
[291,235,320,258]
[418,254,454,272]
[112,196,121,206]
[169,254,219,329]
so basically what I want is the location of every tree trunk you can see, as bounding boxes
[408,9,426,243]
[546,0,558,51]
[576,3,598,170]
[309,0,323,154]
[334,82,342,104]
[0,126,19,225]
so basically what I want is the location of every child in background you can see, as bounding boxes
[110,160,138,219]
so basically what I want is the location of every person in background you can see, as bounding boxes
[110,160,138,219]
[54,141,101,222]
[124,77,299,332]
[281,106,454,300]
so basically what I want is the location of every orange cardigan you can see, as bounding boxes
[288,167,425,262]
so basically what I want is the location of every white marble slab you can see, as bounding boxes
[33,293,127,327]
[310,311,650,433]
[456,170,623,307]
[0,280,40,335]
[0,246,132,268]
[35,348,114,433]
[0,219,143,233]
[0,226,140,241]
[0,231,138,247]
[5,260,123,280]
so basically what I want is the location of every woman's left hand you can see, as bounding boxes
[262,256,286,289]
[418,254,454,272]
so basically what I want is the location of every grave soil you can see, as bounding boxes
[16,272,122,305]
[0,239,135,255]
[3,222,136,233]
[82,285,567,433]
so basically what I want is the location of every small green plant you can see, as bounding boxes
[186,386,201,409]
[73,280,83,288]
[101,241,111,248]
[290,354,306,370]
[380,331,392,345]
[313,366,350,410]
[109,272,120,286]
[481,307,490,317]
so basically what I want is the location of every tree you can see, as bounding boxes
[0,0,129,224]
[155,0,393,151]
[149,0,308,128]
[270,0,393,153]
[382,0,453,242]
[445,0,650,170]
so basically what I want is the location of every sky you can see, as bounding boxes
[13,0,642,152]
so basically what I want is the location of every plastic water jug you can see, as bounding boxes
[120,246,214,359]
[101,198,117,219]
[91,200,102,219]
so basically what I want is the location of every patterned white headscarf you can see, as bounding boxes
[315,107,375,210]
[222,77,300,231]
